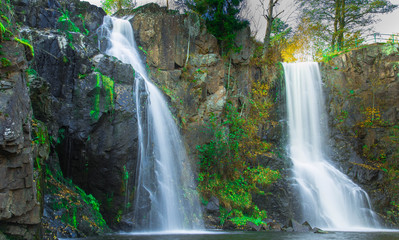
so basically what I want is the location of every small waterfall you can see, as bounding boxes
[98,16,203,232]
[283,62,380,230]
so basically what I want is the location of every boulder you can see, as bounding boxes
[205,196,220,214]
[246,221,262,231]
[286,219,312,232]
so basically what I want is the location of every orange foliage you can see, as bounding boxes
[282,18,326,62]
[358,107,383,128]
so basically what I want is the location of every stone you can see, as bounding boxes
[189,54,219,67]
[205,196,220,213]
[287,219,312,232]
[247,221,262,231]
[313,227,328,234]
[231,27,252,64]
[0,37,40,238]
[268,222,283,231]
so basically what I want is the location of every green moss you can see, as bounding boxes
[31,120,49,204]
[78,14,89,35]
[90,71,115,121]
[382,44,398,56]
[45,165,108,233]
[14,37,34,57]
[58,10,80,33]
[121,165,129,195]
[26,68,37,76]
[0,56,10,67]
[90,74,101,121]
[62,56,68,63]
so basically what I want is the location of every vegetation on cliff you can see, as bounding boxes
[183,0,248,53]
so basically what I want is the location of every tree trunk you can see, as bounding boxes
[117,0,122,11]
[337,0,345,50]
[262,0,275,56]
[332,0,340,51]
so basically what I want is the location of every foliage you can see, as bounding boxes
[197,94,280,226]
[45,165,108,233]
[0,0,14,41]
[297,0,397,50]
[184,0,248,53]
[0,56,10,67]
[58,10,80,33]
[14,37,34,57]
[101,0,135,14]
[358,107,384,128]
[90,70,115,121]
[31,119,49,205]
[57,9,89,49]
[229,207,267,226]
[281,17,327,62]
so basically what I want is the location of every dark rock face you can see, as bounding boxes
[25,27,138,228]
[321,44,399,226]
[14,0,106,34]
[0,41,41,239]
[11,0,138,231]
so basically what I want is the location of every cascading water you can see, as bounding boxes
[283,62,380,230]
[98,16,203,232]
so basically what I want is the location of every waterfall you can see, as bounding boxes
[283,62,380,230]
[98,16,203,232]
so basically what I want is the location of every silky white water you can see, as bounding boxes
[98,16,203,231]
[283,62,380,230]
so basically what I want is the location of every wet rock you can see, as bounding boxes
[268,222,283,231]
[222,220,236,230]
[246,221,262,231]
[203,215,221,229]
[312,227,328,234]
[301,221,313,231]
[287,219,312,232]
[205,196,220,214]
[284,227,294,232]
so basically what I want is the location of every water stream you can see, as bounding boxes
[98,16,203,232]
[283,62,380,230]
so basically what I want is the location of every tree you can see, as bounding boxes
[261,0,284,56]
[101,0,135,14]
[281,17,327,62]
[184,0,248,53]
[297,0,398,50]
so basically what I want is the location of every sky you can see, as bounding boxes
[84,0,399,40]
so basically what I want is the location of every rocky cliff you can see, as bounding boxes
[1,0,143,238]
[0,37,41,240]
[5,1,294,236]
[321,43,399,226]
[9,0,399,238]
[120,4,292,227]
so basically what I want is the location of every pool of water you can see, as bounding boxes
[66,230,399,240]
